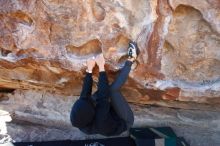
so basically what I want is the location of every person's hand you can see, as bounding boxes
[86,57,96,73]
[95,54,105,72]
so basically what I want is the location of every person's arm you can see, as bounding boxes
[95,71,110,122]
[79,73,93,99]
[80,58,96,99]
[95,54,109,99]
[96,72,109,98]
[94,55,112,129]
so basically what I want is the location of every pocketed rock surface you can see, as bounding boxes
[0,0,220,146]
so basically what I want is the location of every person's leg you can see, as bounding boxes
[110,41,139,128]
[92,54,110,101]
[111,41,139,90]
[79,57,96,99]
[110,61,133,90]
[110,60,134,128]
[110,91,134,128]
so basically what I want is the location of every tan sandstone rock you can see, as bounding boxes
[0,0,220,145]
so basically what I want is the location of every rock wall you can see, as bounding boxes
[1,90,220,145]
[0,0,219,102]
[0,0,219,103]
[0,0,220,145]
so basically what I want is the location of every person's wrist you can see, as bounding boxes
[86,67,94,73]
[86,69,92,73]
[98,65,105,72]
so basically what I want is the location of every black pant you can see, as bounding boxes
[109,61,134,128]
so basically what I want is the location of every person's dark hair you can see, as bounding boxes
[70,99,95,128]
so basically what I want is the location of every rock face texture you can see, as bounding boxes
[0,0,220,145]
[1,90,220,146]
[0,0,219,102]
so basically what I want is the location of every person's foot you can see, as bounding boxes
[127,41,139,60]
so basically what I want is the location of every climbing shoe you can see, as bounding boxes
[128,41,139,59]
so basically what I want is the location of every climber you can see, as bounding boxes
[70,42,139,136]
